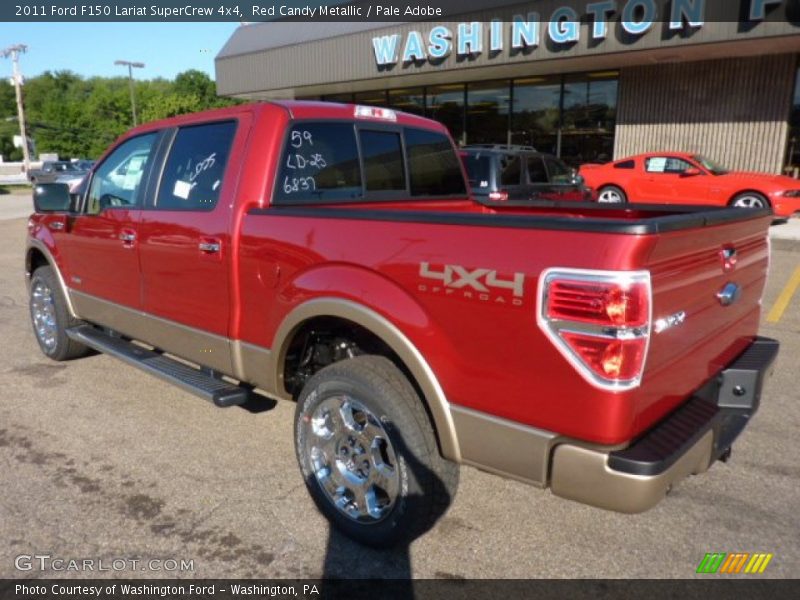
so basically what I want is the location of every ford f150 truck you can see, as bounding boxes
[26,101,779,547]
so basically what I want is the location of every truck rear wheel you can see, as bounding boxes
[294,355,458,548]
[29,266,89,361]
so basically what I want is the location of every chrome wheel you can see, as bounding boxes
[598,187,624,203]
[732,194,766,208]
[304,394,400,523]
[31,280,57,351]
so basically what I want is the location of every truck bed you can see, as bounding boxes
[240,201,772,445]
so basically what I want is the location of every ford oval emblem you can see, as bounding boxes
[716,282,741,306]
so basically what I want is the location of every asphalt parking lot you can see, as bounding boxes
[0,193,798,579]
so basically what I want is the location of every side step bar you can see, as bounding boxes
[66,325,249,407]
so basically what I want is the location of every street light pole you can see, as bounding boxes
[114,59,145,126]
[2,44,31,172]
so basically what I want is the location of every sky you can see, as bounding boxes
[1,23,241,81]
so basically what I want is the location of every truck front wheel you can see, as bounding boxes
[294,355,458,548]
[29,266,89,361]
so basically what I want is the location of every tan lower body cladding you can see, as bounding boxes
[69,289,707,512]
[453,404,717,513]
[69,290,275,391]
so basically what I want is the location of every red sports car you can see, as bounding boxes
[580,152,800,218]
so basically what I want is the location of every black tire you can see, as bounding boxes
[597,185,627,204]
[294,355,458,548]
[29,266,90,361]
[729,192,770,209]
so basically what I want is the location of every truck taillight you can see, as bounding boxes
[547,279,649,327]
[538,269,652,391]
[488,190,509,202]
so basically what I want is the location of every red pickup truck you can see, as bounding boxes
[26,101,779,547]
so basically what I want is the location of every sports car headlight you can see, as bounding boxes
[782,190,800,198]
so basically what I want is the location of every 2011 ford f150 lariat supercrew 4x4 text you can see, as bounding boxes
[26,102,779,547]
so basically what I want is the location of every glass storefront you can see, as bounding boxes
[388,88,425,116]
[511,76,561,154]
[317,70,618,165]
[467,80,511,145]
[354,90,389,106]
[561,72,617,165]
[426,84,466,144]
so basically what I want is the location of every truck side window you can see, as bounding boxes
[405,128,466,196]
[359,130,405,192]
[156,121,237,211]
[276,123,362,203]
[86,133,157,214]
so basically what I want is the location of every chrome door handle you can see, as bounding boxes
[49,221,64,231]
[198,241,221,253]
[119,232,136,242]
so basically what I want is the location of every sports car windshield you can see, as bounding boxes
[693,155,728,175]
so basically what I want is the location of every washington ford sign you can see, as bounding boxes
[371,0,787,65]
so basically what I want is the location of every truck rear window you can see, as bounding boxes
[275,122,465,204]
[360,130,405,192]
[277,122,362,202]
[406,129,466,197]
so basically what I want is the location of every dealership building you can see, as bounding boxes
[216,0,800,173]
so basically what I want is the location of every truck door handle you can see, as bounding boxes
[119,231,136,244]
[49,221,64,231]
[198,240,221,254]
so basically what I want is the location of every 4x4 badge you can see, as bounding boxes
[418,262,525,305]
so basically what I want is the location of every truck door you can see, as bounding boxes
[60,132,160,311]
[137,119,246,372]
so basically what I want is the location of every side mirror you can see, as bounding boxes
[682,167,702,177]
[33,183,73,213]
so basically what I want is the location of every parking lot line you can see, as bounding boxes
[767,266,800,323]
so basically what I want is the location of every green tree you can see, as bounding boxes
[0,68,239,160]
[0,79,21,161]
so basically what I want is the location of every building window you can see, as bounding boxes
[323,93,355,103]
[512,72,618,166]
[427,84,465,145]
[388,88,425,117]
[315,71,617,164]
[786,66,800,177]
[561,72,617,166]
[354,90,389,106]
[466,80,511,145]
[511,76,562,154]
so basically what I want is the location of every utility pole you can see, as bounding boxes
[2,44,30,172]
[114,59,145,126]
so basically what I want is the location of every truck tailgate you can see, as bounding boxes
[636,214,771,433]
